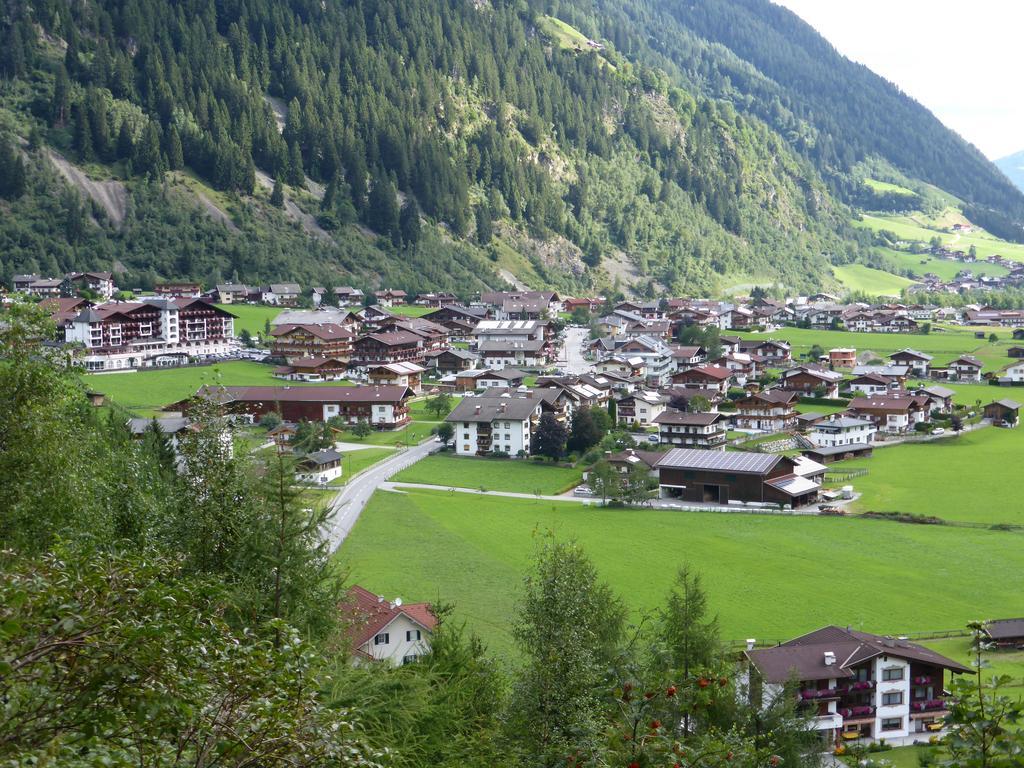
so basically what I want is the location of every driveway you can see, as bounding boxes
[325,438,441,550]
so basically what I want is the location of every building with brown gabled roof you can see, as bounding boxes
[745,626,970,747]
[340,585,437,666]
[270,323,355,360]
[733,389,799,433]
[670,365,733,394]
[351,330,426,367]
[653,410,727,450]
[272,357,347,382]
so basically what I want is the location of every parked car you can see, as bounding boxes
[932,427,945,435]
[572,486,595,497]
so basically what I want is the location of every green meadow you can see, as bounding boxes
[84,361,352,415]
[337,487,1024,657]
[831,263,916,297]
[841,426,1024,525]
[215,304,281,336]
[393,454,583,495]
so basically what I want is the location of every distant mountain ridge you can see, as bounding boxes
[0,0,1020,295]
[996,151,1024,194]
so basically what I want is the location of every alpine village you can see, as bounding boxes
[3,1,1024,767]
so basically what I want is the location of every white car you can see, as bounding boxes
[572,486,595,497]
[932,427,945,435]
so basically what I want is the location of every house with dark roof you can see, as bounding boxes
[446,393,546,456]
[778,366,844,398]
[984,619,1024,648]
[848,394,929,433]
[174,385,413,429]
[983,399,1020,427]
[947,355,983,382]
[272,357,347,382]
[655,448,826,508]
[670,365,733,394]
[270,323,354,360]
[888,349,933,377]
[340,585,436,666]
[296,449,343,485]
[653,410,727,450]
[745,626,970,746]
[733,389,799,433]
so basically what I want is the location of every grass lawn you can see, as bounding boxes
[923,637,1024,688]
[82,361,351,415]
[841,426,1024,525]
[216,304,281,337]
[334,421,438,447]
[832,264,917,297]
[337,488,1024,657]
[327,447,395,485]
[392,454,583,494]
[408,396,460,422]
[843,744,944,768]
[388,305,437,318]
[795,402,848,417]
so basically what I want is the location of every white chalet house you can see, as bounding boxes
[341,585,437,666]
[446,393,545,456]
[809,416,876,449]
[745,626,970,747]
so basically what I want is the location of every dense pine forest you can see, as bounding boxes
[0,0,863,295]
[0,0,1020,294]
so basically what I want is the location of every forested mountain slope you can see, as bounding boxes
[0,0,1015,295]
[996,151,1024,195]
[542,0,1024,241]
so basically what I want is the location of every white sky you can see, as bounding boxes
[772,1,1023,160]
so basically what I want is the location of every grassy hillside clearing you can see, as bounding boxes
[857,211,1024,263]
[831,264,916,296]
[863,178,917,196]
[337,487,1024,657]
[873,246,1010,280]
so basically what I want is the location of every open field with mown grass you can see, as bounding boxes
[334,420,438,447]
[214,303,281,336]
[839,426,1024,525]
[863,178,917,196]
[336,487,1024,657]
[83,361,352,415]
[327,447,396,485]
[393,454,583,495]
[831,264,916,297]
[736,326,1018,373]
[923,637,1024,688]
[388,305,437,318]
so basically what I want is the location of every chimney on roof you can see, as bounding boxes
[746,638,756,651]
[824,651,836,666]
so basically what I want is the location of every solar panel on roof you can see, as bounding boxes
[655,448,778,473]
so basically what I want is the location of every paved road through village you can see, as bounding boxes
[325,438,440,550]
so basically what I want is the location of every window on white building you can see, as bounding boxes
[406,629,421,641]
[402,654,419,665]
[882,691,903,706]
[882,667,904,681]
[373,633,389,646]
[881,718,902,731]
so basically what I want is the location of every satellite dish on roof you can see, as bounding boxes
[394,597,402,607]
